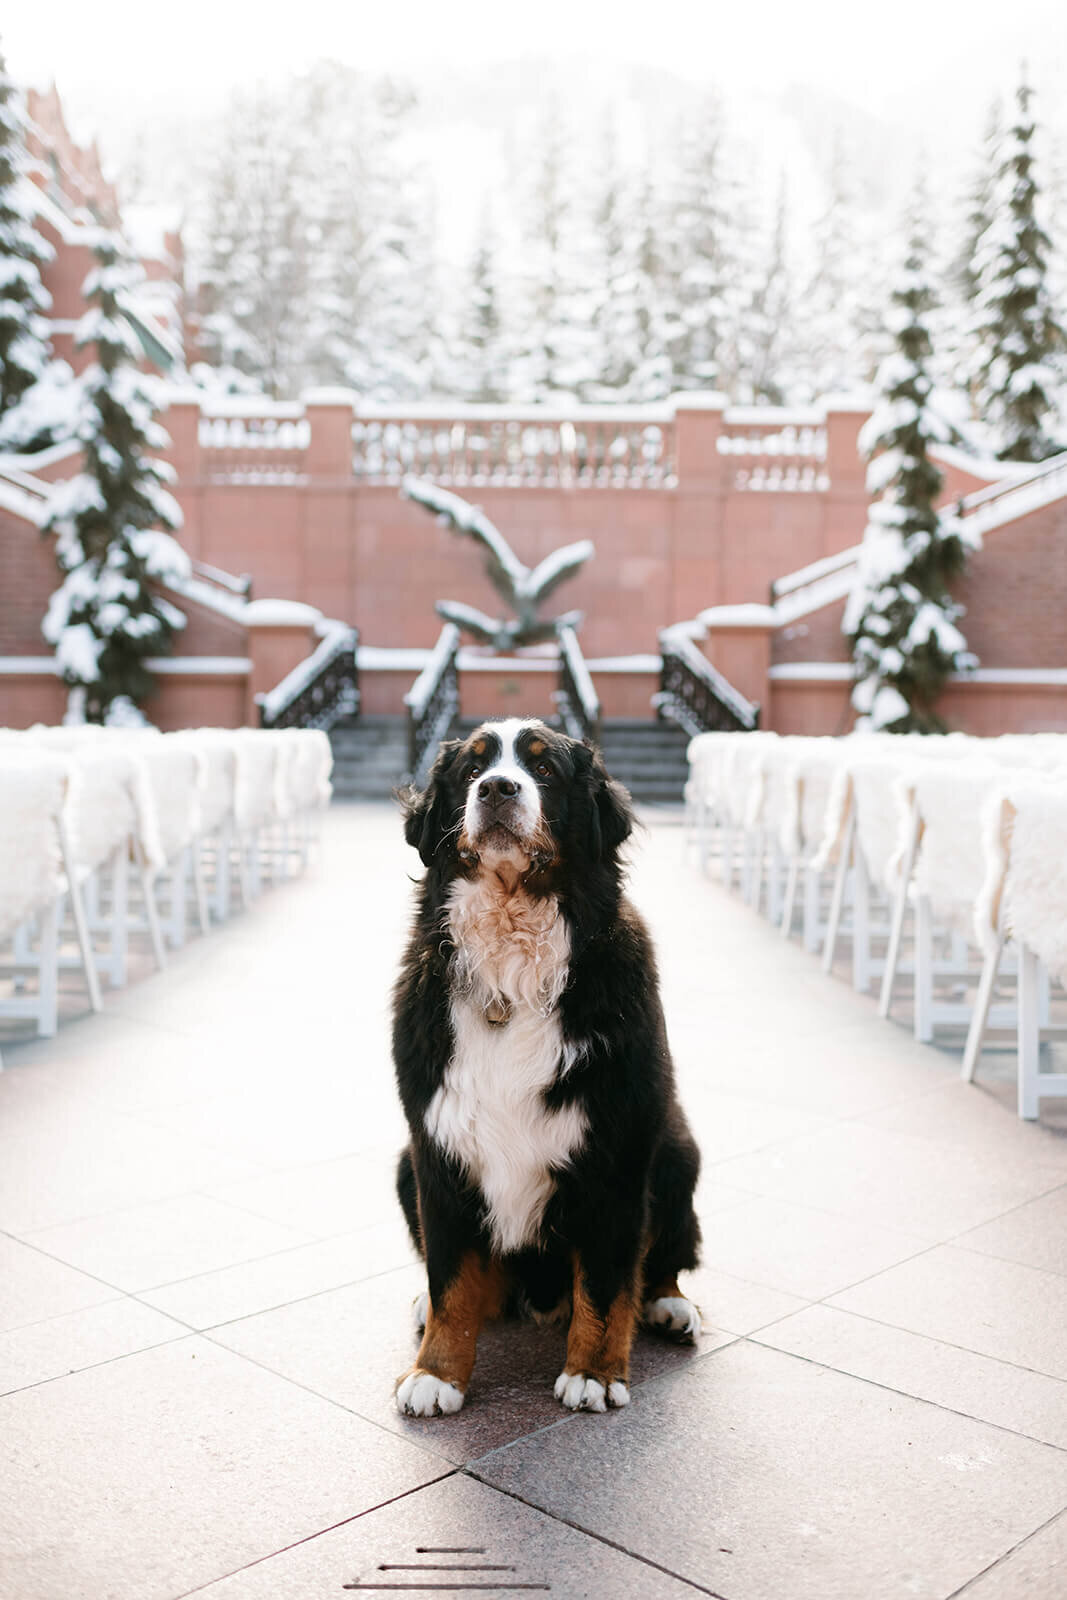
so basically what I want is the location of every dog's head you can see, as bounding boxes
[402,718,634,879]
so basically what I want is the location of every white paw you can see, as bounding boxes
[554,1371,629,1412]
[644,1295,702,1341]
[412,1289,429,1333]
[395,1370,464,1417]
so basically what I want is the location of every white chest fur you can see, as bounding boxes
[424,873,587,1254]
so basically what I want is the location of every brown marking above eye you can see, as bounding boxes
[471,739,487,755]
[528,739,546,755]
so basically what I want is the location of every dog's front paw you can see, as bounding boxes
[644,1295,702,1342]
[395,1367,465,1417]
[554,1370,630,1412]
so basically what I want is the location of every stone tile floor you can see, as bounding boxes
[3,805,1067,1599]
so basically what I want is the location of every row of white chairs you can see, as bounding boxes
[687,730,1067,1119]
[0,726,333,1064]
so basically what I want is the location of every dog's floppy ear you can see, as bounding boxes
[401,740,462,867]
[575,741,634,862]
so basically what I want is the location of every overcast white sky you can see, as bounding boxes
[5,0,1067,129]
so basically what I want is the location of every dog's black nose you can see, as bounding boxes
[479,775,519,803]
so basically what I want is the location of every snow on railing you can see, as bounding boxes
[198,410,310,481]
[717,412,828,494]
[257,622,359,730]
[953,449,1067,536]
[556,624,601,743]
[353,411,675,488]
[657,624,760,733]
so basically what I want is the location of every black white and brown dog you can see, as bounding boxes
[392,717,702,1417]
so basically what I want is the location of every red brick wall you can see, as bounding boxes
[1,507,58,655]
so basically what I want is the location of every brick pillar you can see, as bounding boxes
[824,396,871,555]
[303,387,357,479]
[700,616,775,722]
[302,388,357,619]
[244,600,323,725]
[163,391,203,484]
[670,392,727,625]
[162,389,203,557]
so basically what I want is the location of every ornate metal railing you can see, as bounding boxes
[555,624,601,745]
[258,625,359,730]
[654,627,759,737]
[405,623,461,787]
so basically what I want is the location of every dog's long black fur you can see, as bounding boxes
[392,724,701,1344]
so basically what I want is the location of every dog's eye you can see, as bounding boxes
[468,766,481,781]
[536,761,552,778]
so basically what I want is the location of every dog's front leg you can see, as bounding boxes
[395,1245,505,1418]
[554,1247,638,1413]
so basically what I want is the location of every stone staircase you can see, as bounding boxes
[329,715,690,804]
[329,717,409,801]
[596,719,690,805]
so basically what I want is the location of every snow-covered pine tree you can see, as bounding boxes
[795,133,867,398]
[844,208,978,733]
[972,74,1065,461]
[660,98,732,392]
[952,101,1001,311]
[725,175,794,404]
[451,202,510,402]
[196,79,314,397]
[0,46,54,425]
[42,233,189,724]
[512,102,597,401]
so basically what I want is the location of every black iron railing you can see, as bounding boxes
[555,624,601,745]
[258,625,360,730]
[405,623,461,787]
[654,627,759,736]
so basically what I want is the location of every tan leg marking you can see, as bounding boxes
[556,1255,636,1410]
[414,1252,506,1386]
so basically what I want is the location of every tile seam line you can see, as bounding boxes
[456,1337,743,1468]
[11,1216,330,1298]
[155,1259,422,1332]
[169,1470,460,1600]
[0,1328,197,1400]
[193,1328,466,1469]
[943,1501,1067,1598]
[461,1471,730,1599]
[797,1299,1067,1390]
[740,1332,1067,1456]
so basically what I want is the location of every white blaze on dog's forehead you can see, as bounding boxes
[472,718,545,771]
[463,718,544,847]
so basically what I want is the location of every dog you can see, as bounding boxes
[392,717,702,1417]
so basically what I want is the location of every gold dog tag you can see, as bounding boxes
[484,997,513,1027]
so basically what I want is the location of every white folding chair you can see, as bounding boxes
[0,752,101,1057]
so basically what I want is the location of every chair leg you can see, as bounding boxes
[135,843,167,971]
[878,803,921,1020]
[822,807,855,975]
[36,899,60,1038]
[192,843,210,935]
[780,856,800,938]
[108,848,129,988]
[914,894,935,1043]
[214,821,233,920]
[851,845,872,994]
[803,865,821,953]
[59,819,103,1016]
[1017,944,1042,1120]
[961,937,1003,1083]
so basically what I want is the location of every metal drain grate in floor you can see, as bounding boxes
[343,1545,550,1590]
